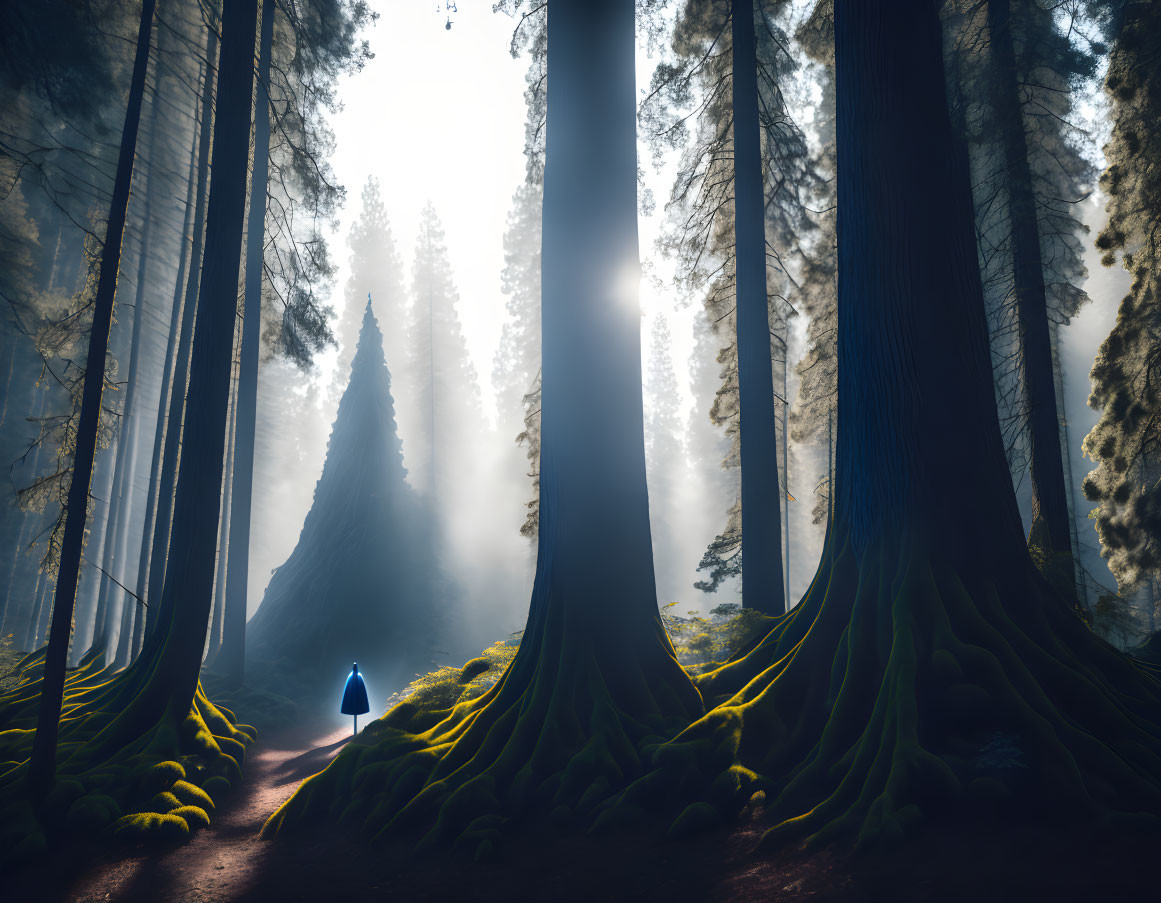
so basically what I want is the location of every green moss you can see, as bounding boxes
[112,812,190,843]
[170,805,211,830]
[139,760,185,796]
[170,779,214,811]
[148,791,182,813]
[202,775,231,800]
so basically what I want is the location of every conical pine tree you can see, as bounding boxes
[246,298,438,697]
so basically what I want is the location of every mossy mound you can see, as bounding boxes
[112,811,190,844]
[0,649,256,871]
[265,598,704,858]
[604,534,1161,852]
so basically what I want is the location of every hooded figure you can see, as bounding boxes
[341,663,370,734]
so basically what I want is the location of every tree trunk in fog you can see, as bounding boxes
[987,0,1075,599]
[732,0,785,614]
[110,133,160,670]
[23,572,46,650]
[0,386,48,640]
[217,0,275,685]
[29,0,157,798]
[207,358,239,663]
[133,63,204,656]
[134,0,258,714]
[146,21,219,636]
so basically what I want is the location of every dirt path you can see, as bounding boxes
[64,724,350,903]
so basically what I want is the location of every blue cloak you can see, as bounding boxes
[341,663,370,715]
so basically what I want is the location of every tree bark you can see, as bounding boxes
[217,0,276,685]
[987,0,1076,598]
[29,0,157,798]
[732,0,786,613]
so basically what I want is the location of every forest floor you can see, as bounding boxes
[5,719,1159,902]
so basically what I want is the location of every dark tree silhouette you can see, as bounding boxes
[266,0,703,853]
[216,0,278,687]
[245,300,437,696]
[732,0,785,614]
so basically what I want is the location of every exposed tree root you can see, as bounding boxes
[0,650,255,870]
[609,530,1161,852]
[265,599,702,860]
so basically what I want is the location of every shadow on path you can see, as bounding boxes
[47,722,352,903]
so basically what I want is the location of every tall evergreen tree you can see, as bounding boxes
[645,312,689,606]
[643,0,816,612]
[268,0,703,848]
[338,177,407,388]
[216,0,278,686]
[246,300,437,695]
[942,0,1097,603]
[405,203,486,501]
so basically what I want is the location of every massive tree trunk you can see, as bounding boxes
[216,0,276,686]
[621,0,1161,850]
[987,0,1076,598]
[28,0,157,797]
[145,20,219,637]
[733,0,786,614]
[266,0,702,854]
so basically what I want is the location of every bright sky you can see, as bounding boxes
[322,0,698,425]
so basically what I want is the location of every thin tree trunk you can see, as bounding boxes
[217,0,275,684]
[145,21,219,635]
[207,350,239,663]
[29,0,156,798]
[23,571,46,651]
[732,0,785,613]
[987,0,1075,597]
[110,123,159,670]
[0,385,48,638]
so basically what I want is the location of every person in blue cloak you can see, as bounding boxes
[341,663,370,735]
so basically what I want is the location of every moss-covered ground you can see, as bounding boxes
[0,645,256,873]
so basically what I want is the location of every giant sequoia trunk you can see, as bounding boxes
[28,0,157,797]
[733,0,786,615]
[619,0,1161,849]
[987,0,1076,598]
[266,0,702,853]
[216,0,276,686]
